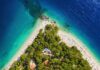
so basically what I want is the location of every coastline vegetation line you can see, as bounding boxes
[10,24,91,70]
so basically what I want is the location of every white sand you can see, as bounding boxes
[58,30,100,70]
[3,16,100,70]
[3,19,48,70]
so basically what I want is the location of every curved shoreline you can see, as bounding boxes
[58,30,100,70]
[3,16,100,70]
[48,15,100,69]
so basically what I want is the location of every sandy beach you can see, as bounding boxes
[58,30,100,70]
[4,16,100,70]
[3,18,48,70]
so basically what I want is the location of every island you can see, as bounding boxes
[9,24,91,69]
[4,16,100,70]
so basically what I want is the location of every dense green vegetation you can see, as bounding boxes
[10,24,91,70]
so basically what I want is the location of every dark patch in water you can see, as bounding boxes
[20,0,46,19]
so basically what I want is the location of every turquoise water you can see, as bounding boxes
[44,11,98,62]
[39,0,100,62]
[0,0,100,69]
[0,0,35,68]
[0,0,45,69]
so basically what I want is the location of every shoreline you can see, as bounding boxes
[3,19,46,70]
[3,16,100,70]
[58,30,100,70]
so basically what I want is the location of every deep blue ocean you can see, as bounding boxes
[0,0,100,69]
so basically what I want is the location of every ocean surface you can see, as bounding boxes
[0,0,100,69]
